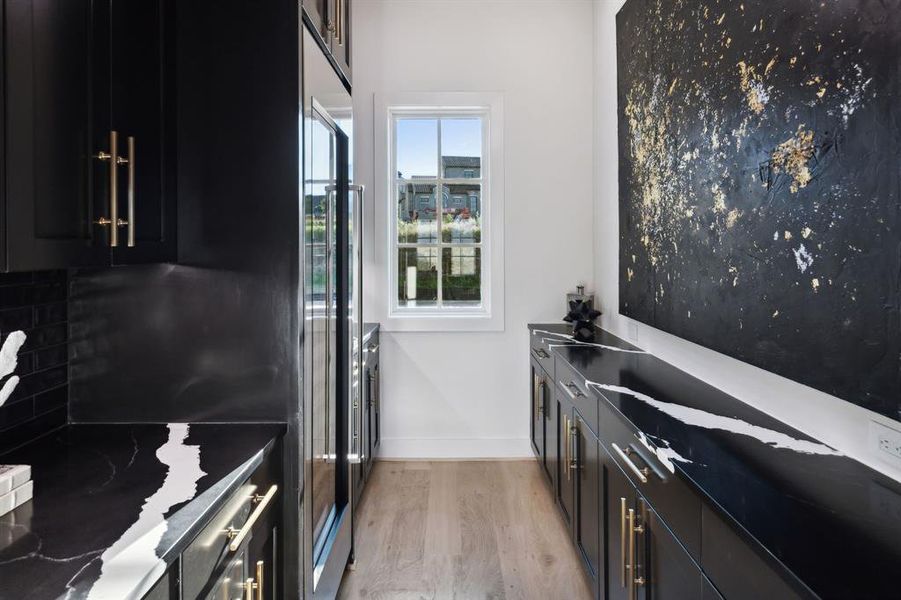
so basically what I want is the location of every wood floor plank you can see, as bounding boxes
[338,460,593,600]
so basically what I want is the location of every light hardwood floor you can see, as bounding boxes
[338,460,593,600]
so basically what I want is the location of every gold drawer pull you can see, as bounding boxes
[243,578,257,600]
[620,497,627,588]
[227,485,277,552]
[255,560,264,600]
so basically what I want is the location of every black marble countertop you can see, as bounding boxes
[529,323,901,600]
[0,423,284,600]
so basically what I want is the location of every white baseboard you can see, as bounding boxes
[377,437,533,459]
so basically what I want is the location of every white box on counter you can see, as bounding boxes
[0,479,33,517]
[0,465,31,496]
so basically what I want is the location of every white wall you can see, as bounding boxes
[353,0,596,458]
[593,0,901,482]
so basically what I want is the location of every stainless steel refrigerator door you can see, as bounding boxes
[302,21,355,600]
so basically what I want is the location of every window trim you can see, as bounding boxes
[374,92,505,332]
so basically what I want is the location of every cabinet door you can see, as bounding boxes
[638,497,703,600]
[203,550,247,600]
[109,0,175,264]
[544,377,558,493]
[557,391,575,530]
[303,0,332,44]
[4,0,109,271]
[361,361,372,481]
[529,358,545,463]
[606,449,638,600]
[370,361,380,450]
[330,0,351,83]
[248,525,279,600]
[574,411,602,597]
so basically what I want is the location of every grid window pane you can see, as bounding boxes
[397,183,438,244]
[442,184,481,243]
[441,118,482,178]
[396,119,437,178]
[398,247,438,307]
[442,247,481,305]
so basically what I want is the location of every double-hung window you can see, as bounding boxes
[376,93,504,331]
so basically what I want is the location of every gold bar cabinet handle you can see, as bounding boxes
[569,420,579,474]
[628,508,636,600]
[110,131,120,247]
[335,0,342,45]
[243,578,257,600]
[228,484,278,551]
[620,497,627,588]
[94,131,120,246]
[538,379,544,415]
[255,561,264,600]
[612,443,649,484]
[630,506,646,599]
[125,135,135,247]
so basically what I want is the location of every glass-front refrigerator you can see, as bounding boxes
[302,20,363,599]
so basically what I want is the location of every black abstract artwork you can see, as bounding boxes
[617,0,901,421]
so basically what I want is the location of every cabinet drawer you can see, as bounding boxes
[555,357,597,437]
[182,456,279,599]
[599,396,701,562]
[701,504,810,600]
[529,330,555,378]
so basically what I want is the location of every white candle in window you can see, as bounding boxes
[406,266,417,301]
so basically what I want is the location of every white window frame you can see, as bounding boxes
[374,92,504,332]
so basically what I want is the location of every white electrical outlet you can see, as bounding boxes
[870,420,901,463]
[628,320,639,343]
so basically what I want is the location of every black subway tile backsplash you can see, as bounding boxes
[35,344,67,371]
[0,307,34,332]
[0,270,68,454]
[34,302,67,326]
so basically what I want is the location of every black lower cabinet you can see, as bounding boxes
[606,450,704,600]
[701,504,805,600]
[607,447,638,600]
[574,412,602,598]
[544,378,558,493]
[557,390,575,531]
[528,336,822,600]
[247,524,279,600]
[353,330,380,522]
[702,575,725,600]
[180,446,282,600]
[639,497,703,599]
[530,357,545,463]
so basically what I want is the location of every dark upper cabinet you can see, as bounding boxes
[330,0,351,83]
[301,0,352,86]
[2,0,174,272]
[4,0,107,271]
[108,0,176,265]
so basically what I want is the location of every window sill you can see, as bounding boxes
[384,311,504,333]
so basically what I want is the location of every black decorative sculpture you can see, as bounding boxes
[564,299,601,342]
